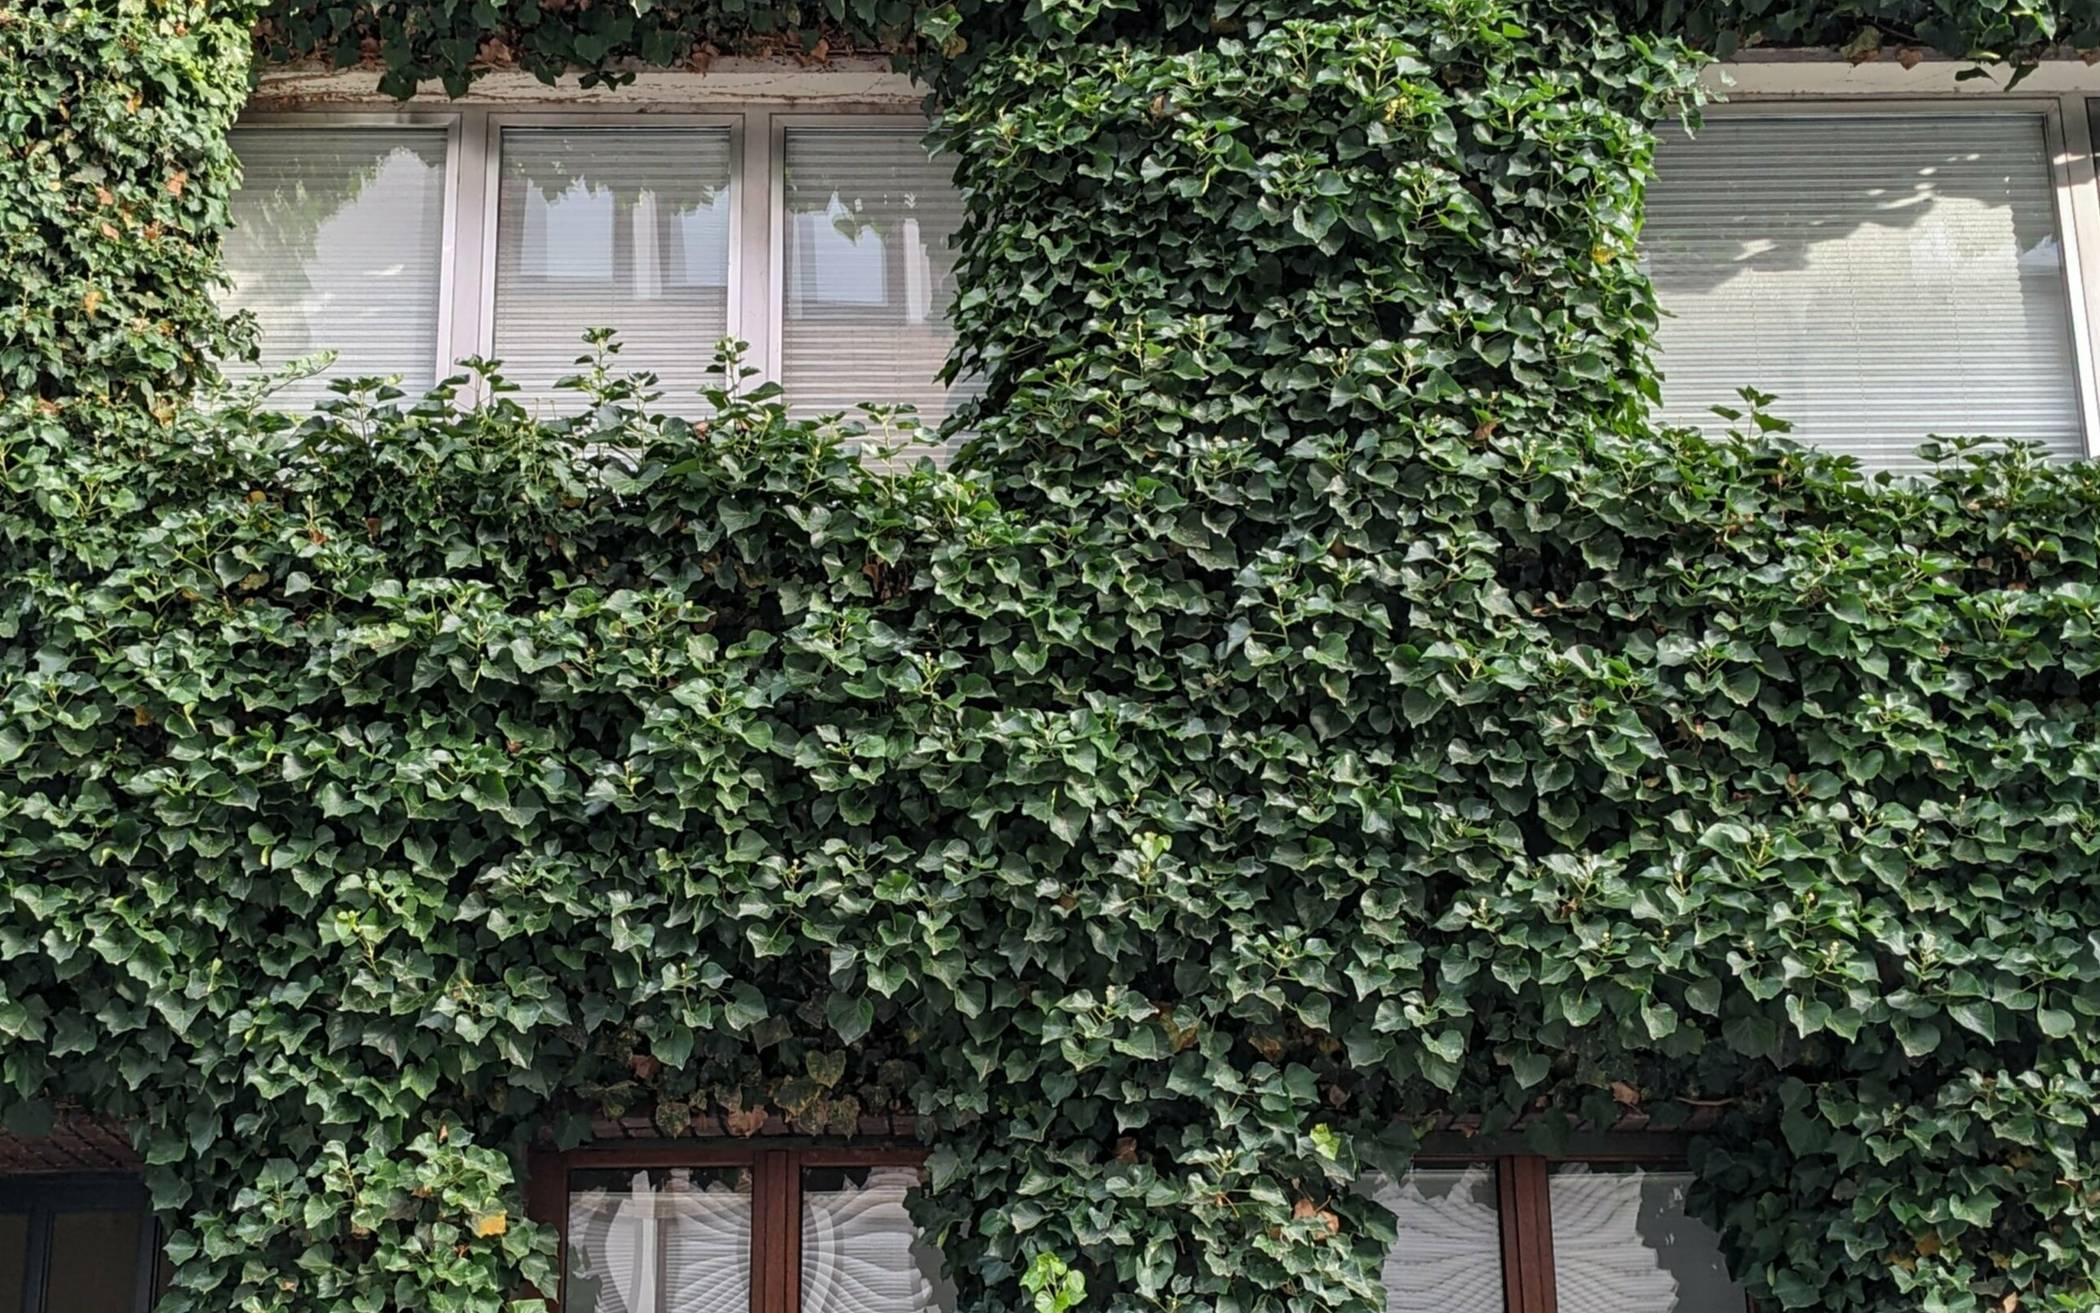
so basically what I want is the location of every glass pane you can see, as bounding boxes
[1644,113,2081,470]
[0,1212,25,1313]
[222,126,450,408]
[494,128,734,413]
[781,127,980,449]
[801,1166,951,1313]
[46,1209,144,1313]
[1549,1166,1743,1313]
[1365,1166,1503,1313]
[567,1167,751,1313]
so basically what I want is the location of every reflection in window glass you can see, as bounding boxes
[1644,114,2081,470]
[1363,1167,1503,1313]
[1,1211,24,1313]
[566,1167,751,1313]
[801,1166,950,1313]
[494,128,734,412]
[781,128,980,446]
[221,127,450,408]
[1549,1166,1743,1313]
[45,1211,143,1313]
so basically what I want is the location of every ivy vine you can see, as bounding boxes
[6,6,2100,1313]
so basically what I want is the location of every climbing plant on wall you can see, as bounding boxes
[6,6,2100,1313]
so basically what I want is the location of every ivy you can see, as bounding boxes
[8,5,2100,1313]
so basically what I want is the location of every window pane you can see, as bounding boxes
[801,1166,950,1313]
[222,126,450,407]
[1645,114,2081,470]
[781,127,979,446]
[567,1167,751,1313]
[494,128,734,413]
[1364,1166,1503,1313]
[0,1211,24,1313]
[1549,1166,1743,1313]
[46,1209,144,1313]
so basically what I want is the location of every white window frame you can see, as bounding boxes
[236,63,931,401]
[1696,60,2100,457]
[226,109,466,392]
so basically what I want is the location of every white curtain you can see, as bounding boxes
[1644,113,2082,470]
[780,128,982,447]
[567,1173,752,1313]
[1364,1166,1504,1313]
[801,1167,949,1313]
[1549,1167,1743,1313]
[493,127,735,413]
[220,126,449,408]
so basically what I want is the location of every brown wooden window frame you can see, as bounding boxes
[527,1144,929,1313]
[533,1143,1744,1313]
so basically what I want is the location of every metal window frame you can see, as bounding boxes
[1682,91,2100,457]
[526,1142,928,1313]
[0,1174,156,1313]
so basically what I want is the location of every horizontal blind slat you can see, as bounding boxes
[220,127,450,408]
[1645,114,2083,471]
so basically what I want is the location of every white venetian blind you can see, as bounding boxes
[1644,114,2083,471]
[493,128,734,413]
[1364,1167,1505,1313]
[781,127,981,445]
[1549,1167,1744,1313]
[220,126,449,407]
[566,1168,752,1313]
[801,1166,951,1313]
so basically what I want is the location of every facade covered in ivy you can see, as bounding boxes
[7,4,2100,1313]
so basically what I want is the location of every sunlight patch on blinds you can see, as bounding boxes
[801,1167,951,1313]
[781,128,981,452]
[1362,1166,1504,1313]
[1644,114,2082,471]
[220,127,449,408]
[1549,1167,1743,1313]
[566,1168,752,1313]
[494,128,734,414]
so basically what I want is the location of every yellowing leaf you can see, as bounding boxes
[474,1212,508,1238]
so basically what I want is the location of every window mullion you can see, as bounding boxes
[738,106,779,387]
[1497,1156,1556,1313]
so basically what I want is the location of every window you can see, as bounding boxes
[493,126,735,410]
[219,105,974,441]
[0,1177,158,1313]
[220,123,452,407]
[779,127,979,432]
[1367,1157,1745,1313]
[539,1149,945,1313]
[1645,110,2088,470]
